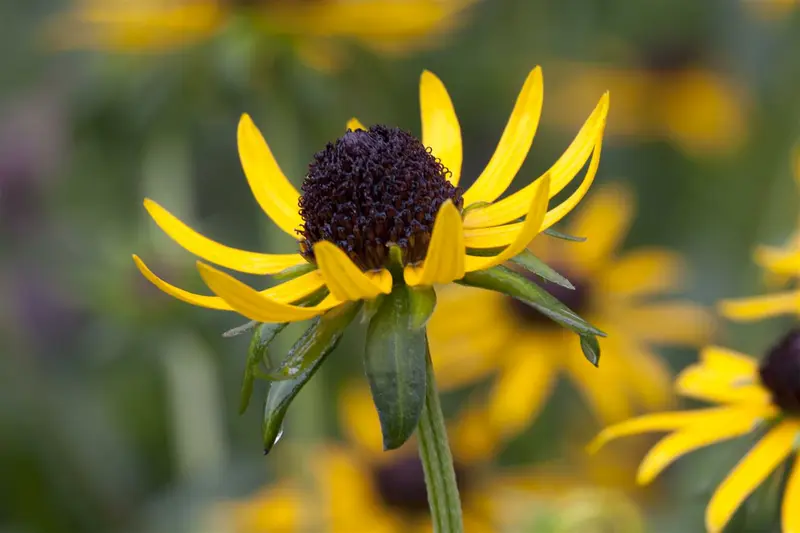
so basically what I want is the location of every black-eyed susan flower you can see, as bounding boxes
[428,185,714,440]
[50,0,475,64]
[134,68,608,529]
[590,333,800,533]
[720,148,800,322]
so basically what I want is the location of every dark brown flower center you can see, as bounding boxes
[507,267,591,326]
[298,125,463,271]
[372,455,468,516]
[759,328,800,414]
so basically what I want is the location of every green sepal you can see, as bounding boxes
[408,286,436,330]
[511,250,574,290]
[267,302,361,381]
[364,285,427,450]
[543,227,587,242]
[240,322,287,414]
[361,294,386,324]
[462,201,491,215]
[579,334,602,367]
[272,262,316,281]
[262,302,361,454]
[459,265,605,337]
[223,320,259,338]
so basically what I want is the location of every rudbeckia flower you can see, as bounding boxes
[428,185,714,439]
[589,332,800,533]
[50,0,475,63]
[720,148,800,321]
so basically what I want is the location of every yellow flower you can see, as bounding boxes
[719,147,800,322]
[50,0,475,61]
[218,384,644,532]
[428,185,714,438]
[589,334,800,533]
[133,68,609,326]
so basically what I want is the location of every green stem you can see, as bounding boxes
[417,338,463,533]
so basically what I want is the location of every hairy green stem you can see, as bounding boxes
[417,339,463,533]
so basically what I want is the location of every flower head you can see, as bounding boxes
[589,330,800,533]
[134,68,609,451]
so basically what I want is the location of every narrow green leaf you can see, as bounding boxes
[543,227,587,242]
[460,266,605,337]
[579,335,602,367]
[240,322,287,414]
[262,302,360,454]
[365,285,427,450]
[267,302,361,381]
[223,320,259,338]
[511,250,574,290]
[408,286,437,330]
[272,262,316,281]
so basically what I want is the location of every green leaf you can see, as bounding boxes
[408,286,437,330]
[267,302,361,381]
[543,227,587,242]
[262,302,360,454]
[510,250,574,290]
[240,322,287,414]
[364,285,427,450]
[272,262,316,281]
[361,294,385,324]
[579,335,602,367]
[459,265,605,337]
[223,320,259,338]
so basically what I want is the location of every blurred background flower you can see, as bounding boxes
[4,0,800,532]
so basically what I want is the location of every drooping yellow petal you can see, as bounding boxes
[587,408,740,455]
[346,118,367,131]
[700,346,758,380]
[675,363,773,406]
[237,114,303,238]
[486,342,559,440]
[706,421,799,533]
[143,199,306,275]
[755,246,800,276]
[133,255,326,309]
[313,241,391,301]
[636,408,769,485]
[464,174,549,272]
[420,70,462,186]
[600,249,687,298]
[783,456,800,533]
[196,262,340,323]
[719,291,800,321]
[462,91,608,227]
[404,200,465,286]
[461,67,544,206]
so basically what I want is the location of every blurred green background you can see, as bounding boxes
[2,1,800,532]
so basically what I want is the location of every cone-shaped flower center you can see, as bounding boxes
[508,268,591,327]
[299,126,463,271]
[759,328,800,414]
[372,455,468,515]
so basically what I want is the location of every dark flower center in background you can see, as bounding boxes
[759,328,800,414]
[372,455,468,516]
[508,267,591,327]
[298,126,463,271]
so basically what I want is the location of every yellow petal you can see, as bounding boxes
[337,385,384,459]
[462,132,605,248]
[461,67,544,206]
[420,70,462,186]
[587,408,739,455]
[196,262,340,323]
[133,255,326,309]
[621,345,675,411]
[404,200,465,286]
[346,117,367,131]
[783,455,800,533]
[706,421,799,533]
[237,114,303,238]
[719,291,800,321]
[636,407,769,485]
[486,343,559,440]
[313,241,391,301]
[624,302,715,347]
[675,363,772,406]
[599,249,687,298]
[464,174,549,272]
[700,346,758,380]
[566,345,636,424]
[462,91,608,227]
[755,246,800,276]
[143,199,306,275]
